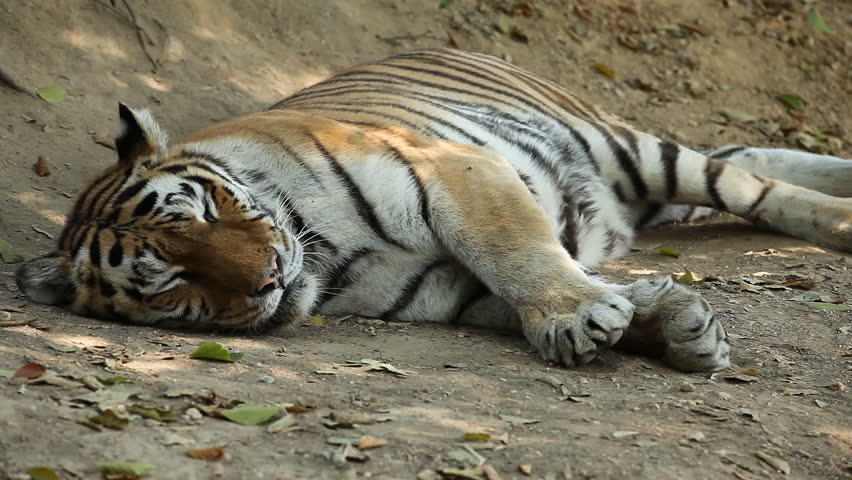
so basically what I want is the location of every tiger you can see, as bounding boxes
[15,49,852,372]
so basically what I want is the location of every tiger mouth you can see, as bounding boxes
[264,272,309,328]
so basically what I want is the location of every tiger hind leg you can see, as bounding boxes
[707,146,852,198]
[617,132,852,252]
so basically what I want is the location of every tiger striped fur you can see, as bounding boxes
[16,49,852,372]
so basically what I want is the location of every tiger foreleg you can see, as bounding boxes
[417,144,635,367]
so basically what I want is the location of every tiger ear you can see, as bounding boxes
[115,103,169,167]
[15,253,76,305]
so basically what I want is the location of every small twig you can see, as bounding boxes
[91,0,155,44]
[0,65,37,98]
[121,0,159,71]
[0,317,32,327]
[152,17,171,64]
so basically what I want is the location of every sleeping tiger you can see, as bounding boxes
[16,49,852,372]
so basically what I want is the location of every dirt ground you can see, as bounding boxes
[1,1,851,479]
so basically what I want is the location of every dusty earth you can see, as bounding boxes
[1,1,851,479]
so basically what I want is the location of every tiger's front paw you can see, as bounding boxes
[531,293,634,367]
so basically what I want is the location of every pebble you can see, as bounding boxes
[688,431,707,442]
[259,375,275,384]
[679,383,696,392]
[1,311,10,321]
[184,407,203,421]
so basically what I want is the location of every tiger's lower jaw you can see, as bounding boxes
[258,271,318,330]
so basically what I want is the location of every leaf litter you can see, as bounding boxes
[189,342,244,362]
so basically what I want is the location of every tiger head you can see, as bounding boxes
[16,104,316,330]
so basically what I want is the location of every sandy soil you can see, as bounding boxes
[1,1,851,479]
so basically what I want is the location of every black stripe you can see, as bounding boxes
[316,248,373,305]
[559,194,579,258]
[382,141,433,230]
[744,177,772,217]
[659,141,680,199]
[313,137,404,248]
[108,236,124,267]
[181,151,246,187]
[453,283,491,324]
[274,188,338,255]
[114,179,150,206]
[133,191,158,217]
[709,146,746,160]
[89,229,101,267]
[381,260,445,319]
[592,124,648,199]
[396,50,595,121]
[293,100,479,145]
[637,202,663,229]
[704,159,728,210]
[240,126,325,185]
[612,182,626,202]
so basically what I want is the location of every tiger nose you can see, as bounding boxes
[255,252,283,296]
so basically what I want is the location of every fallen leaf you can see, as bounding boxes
[303,313,326,326]
[612,430,640,438]
[806,8,831,34]
[801,302,851,312]
[42,125,68,136]
[36,85,65,102]
[510,26,529,43]
[658,247,680,258]
[159,432,192,446]
[675,265,696,285]
[720,109,757,123]
[89,409,129,430]
[129,404,178,422]
[782,388,819,396]
[777,93,805,112]
[754,451,791,474]
[738,282,763,294]
[33,156,51,176]
[187,446,225,461]
[189,342,244,362]
[92,135,117,150]
[220,405,279,425]
[73,384,143,409]
[0,238,25,263]
[499,414,539,425]
[285,405,315,414]
[494,15,511,34]
[724,373,757,383]
[463,432,492,442]
[438,468,482,480]
[266,413,298,433]
[27,467,61,480]
[594,63,615,80]
[439,0,452,8]
[481,464,502,480]
[14,362,46,379]
[447,31,460,49]
[348,358,412,376]
[358,434,387,450]
[97,462,155,476]
[326,436,362,446]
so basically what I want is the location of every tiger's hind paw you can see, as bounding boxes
[616,277,730,372]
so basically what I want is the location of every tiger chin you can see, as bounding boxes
[16,103,321,332]
[15,49,852,372]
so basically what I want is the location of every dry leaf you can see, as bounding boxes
[187,446,225,461]
[482,464,503,480]
[33,156,51,176]
[358,434,387,450]
[754,451,791,474]
[14,362,46,379]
